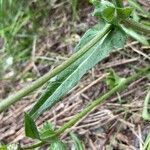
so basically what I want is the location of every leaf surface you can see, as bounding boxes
[30,25,126,119]
[122,25,149,45]
[102,7,115,22]
[116,7,133,20]
[24,113,40,139]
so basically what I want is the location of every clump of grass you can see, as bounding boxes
[0,0,55,78]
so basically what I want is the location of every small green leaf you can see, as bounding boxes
[117,7,133,20]
[111,27,126,49]
[49,140,67,150]
[39,122,56,140]
[122,25,149,45]
[24,113,40,139]
[70,132,84,150]
[102,7,115,22]
[40,122,55,133]
[92,0,115,22]
[106,69,125,89]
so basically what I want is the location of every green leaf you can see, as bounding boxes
[92,0,115,22]
[122,25,149,45]
[70,132,84,150]
[116,7,133,20]
[101,7,115,22]
[111,27,126,49]
[24,113,40,139]
[39,122,56,140]
[30,25,126,119]
[29,23,104,118]
[49,140,67,150]
[106,69,125,89]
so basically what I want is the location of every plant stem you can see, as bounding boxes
[123,19,150,34]
[0,24,111,113]
[55,68,149,135]
[22,67,150,150]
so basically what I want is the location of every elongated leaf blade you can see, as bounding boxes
[30,23,104,118]
[122,25,149,45]
[30,25,126,119]
[116,7,133,20]
[24,113,40,139]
